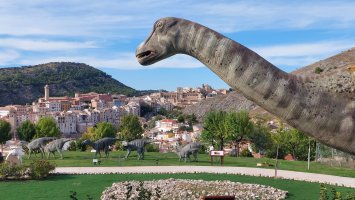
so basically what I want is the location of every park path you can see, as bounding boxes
[54,166,355,188]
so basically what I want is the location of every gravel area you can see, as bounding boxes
[53,166,355,188]
[101,179,288,200]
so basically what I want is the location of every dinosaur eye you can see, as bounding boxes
[156,21,164,28]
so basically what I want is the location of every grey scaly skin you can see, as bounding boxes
[27,137,56,158]
[175,142,201,162]
[122,139,153,160]
[136,17,355,155]
[81,137,117,158]
[44,138,73,159]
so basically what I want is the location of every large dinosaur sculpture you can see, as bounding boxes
[81,137,117,158]
[136,17,355,155]
[175,142,201,162]
[27,137,56,158]
[122,139,153,160]
[44,138,73,159]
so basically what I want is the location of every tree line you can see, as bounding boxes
[201,110,314,160]
[0,114,144,153]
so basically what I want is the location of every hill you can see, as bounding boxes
[183,48,355,120]
[0,62,136,106]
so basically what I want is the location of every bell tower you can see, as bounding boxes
[44,85,49,101]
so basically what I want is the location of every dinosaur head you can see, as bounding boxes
[136,17,183,65]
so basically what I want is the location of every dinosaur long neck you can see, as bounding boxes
[175,22,355,155]
[88,140,95,148]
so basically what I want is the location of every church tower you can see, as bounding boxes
[44,85,49,101]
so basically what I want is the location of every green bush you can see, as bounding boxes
[198,144,207,154]
[265,145,287,159]
[240,149,253,157]
[28,160,55,179]
[146,143,159,152]
[0,163,26,180]
[114,140,123,151]
[314,67,324,74]
[76,138,87,151]
[319,183,355,200]
[67,141,77,151]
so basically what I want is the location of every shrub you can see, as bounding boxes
[319,183,355,200]
[265,145,287,159]
[28,160,55,179]
[0,163,26,180]
[67,141,77,151]
[240,149,253,157]
[146,143,159,152]
[76,138,87,151]
[114,140,123,151]
[198,144,207,154]
[314,67,324,74]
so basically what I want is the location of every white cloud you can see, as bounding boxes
[0,0,354,72]
[195,1,355,32]
[0,50,20,64]
[0,38,97,51]
[15,39,354,72]
[0,0,354,37]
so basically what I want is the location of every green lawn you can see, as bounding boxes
[0,173,354,200]
[23,151,355,178]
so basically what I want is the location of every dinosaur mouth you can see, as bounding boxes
[136,50,156,65]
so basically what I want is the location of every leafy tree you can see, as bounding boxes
[35,117,60,138]
[178,125,193,132]
[166,109,183,119]
[201,110,229,150]
[177,115,185,123]
[17,120,36,141]
[226,111,254,157]
[282,128,311,160]
[95,122,116,139]
[0,120,11,153]
[81,127,96,140]
[157,108,168,116]
[118,114,143,141]
[267,128,312,160]
[249,124,273,154]
[185,114,197,125]
[140,103,153,117]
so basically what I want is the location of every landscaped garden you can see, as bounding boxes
[0,151,348,199]
[22,151,355,178]
[0,173,354,199]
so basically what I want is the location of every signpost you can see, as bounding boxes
[210,150,225,166]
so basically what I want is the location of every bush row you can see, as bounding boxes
[0,160,55,180]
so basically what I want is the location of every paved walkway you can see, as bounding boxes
[54,166,355,188]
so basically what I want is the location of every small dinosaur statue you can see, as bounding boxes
[175,142,201,162]
[27,137,56,158]
[136,17,355,155]
[81,137,117,158]
[122,139,153,160]
[44,138,73,159]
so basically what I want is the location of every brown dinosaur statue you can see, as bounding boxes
[136,17,355,155]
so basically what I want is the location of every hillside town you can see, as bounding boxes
[0,84,228,140]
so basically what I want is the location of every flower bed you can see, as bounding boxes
[101,178,287,200]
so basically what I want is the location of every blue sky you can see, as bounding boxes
[0,0,354,91]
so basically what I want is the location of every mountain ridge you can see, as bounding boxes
[0,62,136,106]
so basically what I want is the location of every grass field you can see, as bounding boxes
[23,151,355,178]
[0,173,354,199]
